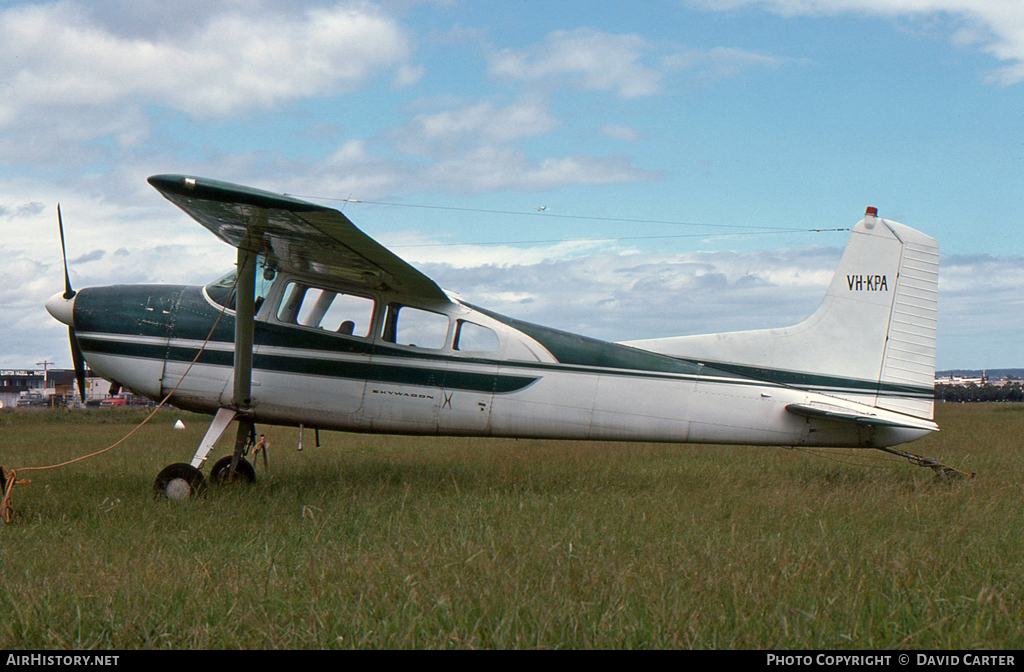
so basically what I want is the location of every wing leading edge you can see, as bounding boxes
[147,174,449,304]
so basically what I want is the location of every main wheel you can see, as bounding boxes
[154,463,206,500]
[210,456,256,485]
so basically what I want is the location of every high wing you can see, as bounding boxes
[147,174,449,304]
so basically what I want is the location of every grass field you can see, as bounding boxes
[0,403,1022,649]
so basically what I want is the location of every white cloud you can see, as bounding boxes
[935,253,1024,368]
[415,244,844,342]
[393,63,426,88]
[0,1,412,153]
[102,126,657,204]
[287,99,661,196]
[381,231,615,268]
[660,46,798,80]
[390,97,560,156]
[688,0,1024,85]
[488,28,664,97]
[487,27,795,97]
[418,148,658,193]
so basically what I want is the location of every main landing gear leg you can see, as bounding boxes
[153,407,237,500]
[210,417,256,484]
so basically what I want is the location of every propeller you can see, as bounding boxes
[57,205,87,404]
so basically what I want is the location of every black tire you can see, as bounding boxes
[154,463,206,500]
[210,456,256,485]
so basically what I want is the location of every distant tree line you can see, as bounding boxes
[935,381,1024,403]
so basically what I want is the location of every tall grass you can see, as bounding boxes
[0,403,1021,649]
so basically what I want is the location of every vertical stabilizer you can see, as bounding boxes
[624,209,938,420]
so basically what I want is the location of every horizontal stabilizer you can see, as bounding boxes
[785,402,937,431]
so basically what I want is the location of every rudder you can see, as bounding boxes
[874,218,939,419]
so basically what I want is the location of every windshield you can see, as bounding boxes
[204,256,276,312]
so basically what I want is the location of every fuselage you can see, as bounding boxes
[54,271,934,449]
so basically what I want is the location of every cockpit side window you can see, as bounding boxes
[204,256,276,312]
[276,282,375,338]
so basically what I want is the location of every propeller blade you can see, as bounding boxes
[58,204,75,300]
[58,205,86,403]
[69,327,87,404]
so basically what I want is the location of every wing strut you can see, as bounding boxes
[233,246,257,410]
[226,221,261,477]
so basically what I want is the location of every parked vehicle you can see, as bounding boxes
[16,394,48,408]
[98,394,156,409]
[99,396,127,408]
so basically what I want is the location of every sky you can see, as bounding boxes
[1,0,1022,371]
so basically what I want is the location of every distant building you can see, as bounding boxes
[935,376,987,387]
[0,370,46,409]
[47,369,78,398]
[82,372,112,402]
[934,370,1022,388]
[0,367,110,409]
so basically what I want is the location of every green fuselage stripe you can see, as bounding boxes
[76,336,536,395]
[73,285,933,401]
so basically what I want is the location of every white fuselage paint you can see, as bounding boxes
[80,314,932,450]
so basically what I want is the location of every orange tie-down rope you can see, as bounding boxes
[3,393,184,523]
[2,280,239,524]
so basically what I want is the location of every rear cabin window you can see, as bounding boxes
[382,305,449,350]
[453,320,500,352]
[276,282,375,338]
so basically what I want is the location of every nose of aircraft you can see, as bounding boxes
[45,291,76,327]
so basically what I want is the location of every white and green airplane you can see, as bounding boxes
[45,175,940,498]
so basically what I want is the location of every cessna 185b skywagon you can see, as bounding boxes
[44,175,940,498]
